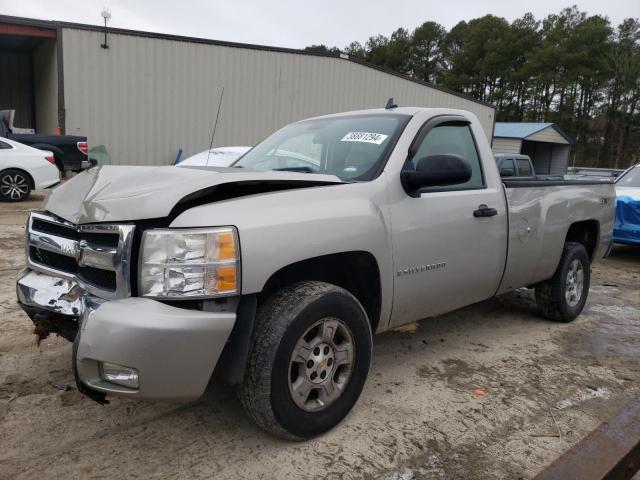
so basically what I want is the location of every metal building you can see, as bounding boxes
[492,122,573,175]
[0,15,495,166]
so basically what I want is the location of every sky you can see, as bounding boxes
[1,0,638,49]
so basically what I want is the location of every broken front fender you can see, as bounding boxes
[17,269,237,401]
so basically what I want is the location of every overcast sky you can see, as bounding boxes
[3,0,638,49]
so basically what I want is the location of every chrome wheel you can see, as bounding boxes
[0,173,29,200]
[565,259,584,307]
[289,317,355,412]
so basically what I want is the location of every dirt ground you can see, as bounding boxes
[1,193,639,480]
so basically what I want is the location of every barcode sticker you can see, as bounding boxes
[340,132,389,145]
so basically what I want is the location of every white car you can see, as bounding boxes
[0,137,60,201]
[615,164,640,200]
[178,146,251,167]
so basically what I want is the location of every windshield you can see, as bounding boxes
[232,114,410,181]
[616,166,640,188]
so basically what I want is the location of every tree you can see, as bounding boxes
[409,21,446,83]
[304,8,640,167]
[385,28,412,74]
[365,34,390,67]
[344,41,366,60]
[304,44,341,55]
[602,19,640,167]
[441,15,512,103]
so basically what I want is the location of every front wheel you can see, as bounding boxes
[239,281,372,440]
[535,242,590,322]
[0,169,32,201]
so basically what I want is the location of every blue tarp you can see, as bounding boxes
[614,195,640,245]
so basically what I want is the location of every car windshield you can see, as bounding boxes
[232,114,410,181]
[616,166,640,188]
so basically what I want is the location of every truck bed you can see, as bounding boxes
[498,180,616,295]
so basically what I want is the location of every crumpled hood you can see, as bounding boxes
[44,165,342,224]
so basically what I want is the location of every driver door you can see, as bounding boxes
[389,118,507,327]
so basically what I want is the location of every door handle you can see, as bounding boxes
[473,204,497,218]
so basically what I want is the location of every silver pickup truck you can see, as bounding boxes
[16,107,615,440]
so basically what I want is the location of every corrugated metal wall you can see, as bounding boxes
[62,28,495,166]
[526,127,569,144]
[492,138,522,154]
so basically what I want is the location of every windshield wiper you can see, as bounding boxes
[273,166,314,173]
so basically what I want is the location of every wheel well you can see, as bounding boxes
[565,220,599,259]
[53,155,65,172]
[261,252,382,332]
[0,168,34,189]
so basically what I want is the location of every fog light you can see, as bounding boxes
[100,361,139,389]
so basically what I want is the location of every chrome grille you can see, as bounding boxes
[26,211,135,299]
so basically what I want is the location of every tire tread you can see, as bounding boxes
[535,242,589,322]
[239,281,365,440]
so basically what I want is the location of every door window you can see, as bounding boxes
[0,141,12,150]
[410,123,485,191]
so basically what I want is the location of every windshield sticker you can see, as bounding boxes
[340,132,389,145]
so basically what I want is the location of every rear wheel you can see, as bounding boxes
[239,281,372,440]
[535,242,590,322]
[0,169,32,201]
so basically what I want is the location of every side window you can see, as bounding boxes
[0,141,12,150]
[516,159,533,176]
[410,123,485,191]
[499,159,516,176]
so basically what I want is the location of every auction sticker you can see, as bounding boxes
[341,132,389,145]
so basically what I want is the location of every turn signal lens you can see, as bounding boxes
[216,265,237,292]
[217,231,237,261]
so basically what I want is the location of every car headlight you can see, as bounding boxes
[139,227,240,298]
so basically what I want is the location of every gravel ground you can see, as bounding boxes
[0,193,639,480]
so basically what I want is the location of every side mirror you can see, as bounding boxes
[401,154,472,196]
[500,167,515,177]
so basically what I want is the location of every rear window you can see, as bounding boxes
[499,159,515,176]
[516,159,533,176]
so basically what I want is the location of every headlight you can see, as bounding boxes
[139,227,240,298]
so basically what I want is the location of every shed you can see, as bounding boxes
[492,122,573,175]
[0,15,495,166]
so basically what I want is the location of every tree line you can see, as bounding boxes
[306,7,640,169]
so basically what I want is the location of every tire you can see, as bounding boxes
[535,242,590,322]
[239,281,373,440]
[0,169,32,202]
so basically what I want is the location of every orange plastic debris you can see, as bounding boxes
[474,388,486,396]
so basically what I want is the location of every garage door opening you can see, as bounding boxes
[521,141,571,175]
[0,23,59,135]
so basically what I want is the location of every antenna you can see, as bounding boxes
[206,87,225,166]
[385,97,398,109]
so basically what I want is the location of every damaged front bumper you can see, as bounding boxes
[17,269,236,401]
